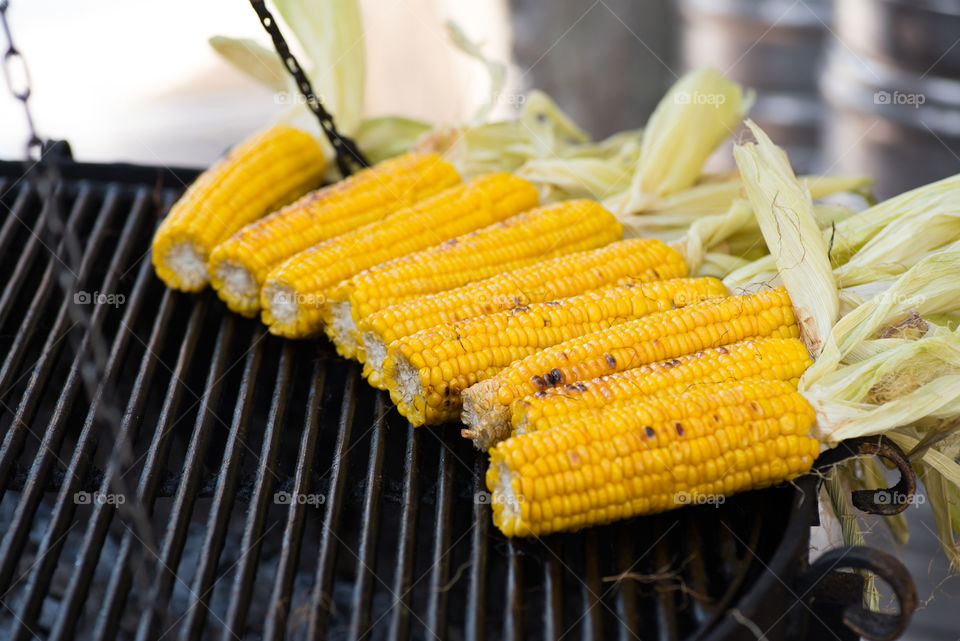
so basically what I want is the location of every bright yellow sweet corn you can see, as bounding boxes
[382,278,727,426]
[207,153,460,315]
[462,287,800,449]
[152,125,325,291]
[260,173,539,338]
[360,238,687,389]
[323,200,623,358]
[511,337,812,435]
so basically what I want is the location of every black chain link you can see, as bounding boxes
[249,0,369,177]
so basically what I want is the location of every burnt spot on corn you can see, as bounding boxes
[575,382,588,391]
[532,375,548,390]
[675,422,684,435]
[664,359,680,368]
[549,368,564,384]
[510,305,530,314]
[604,353,617,368]
[534,391,548,398]
[717,346,728,355]
[644,426,655,438]
[545,301,561,306]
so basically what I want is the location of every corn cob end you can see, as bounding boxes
[360,331,389,389]
[461,379,512,449]
[382,350,430,426]
[208,256,261,316]
[324,301,361,359]
[261,280,311,338]
[152,235,209,291]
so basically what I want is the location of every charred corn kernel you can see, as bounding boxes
[360,238,687,389]
[381,277,726,426]
[486,378,820,536]
[323,200,623,358]
[207,154,460,315]
[511,337,812,434]
[152,125,325,291]
[261,173,539,338]
[462,287,799,449]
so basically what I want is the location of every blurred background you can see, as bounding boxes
[0,1,958,637]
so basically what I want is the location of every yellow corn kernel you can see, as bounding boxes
[260,173,539,338]
[207,153,460,315]
[323,200,623,358]
[381,277,726,426]
[486,378,820,536]
[360,238,687,389]
[511,337,812,434]
[152,125,324,291]
[462,287,800,449]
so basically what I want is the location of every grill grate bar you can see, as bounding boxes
[581,530,604,640]
[222,341,293,639]
[424,431,454,640]
[0,187,44,331]
[134,314,237,640]
[653,522,679,641]
[0,186,96,491]
[262,360,328,640]
[541,541,563,641]
[0,184,30,265]
[386,425,421,641]
[465,457,490,641]
[347,393,387,640]
[0,185,124,590]
[614,527,640,640]
[304,367,358,640]
[6,187,154,639]
[91,298,210,641]
[48,283,180,641]
[503,539,523,641]
[179,331,265,641]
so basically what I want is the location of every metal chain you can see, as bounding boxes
[249,0,369,176]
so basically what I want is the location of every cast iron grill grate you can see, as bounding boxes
[0,161,827,641]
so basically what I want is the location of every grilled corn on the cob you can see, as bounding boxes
[382,278,727,426]
[261,173,539,337]
[208,153,460,315]
[152,125,325,291]
[511,337,812,434]
[324,200,623,358]
[462,287,800,449]
[360,238,687,388]
[486,378,820,536]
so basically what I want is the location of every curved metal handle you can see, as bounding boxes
[799,546,917,641]
[814,436,917,516]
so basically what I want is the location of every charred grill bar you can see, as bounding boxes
[0,161,912,640]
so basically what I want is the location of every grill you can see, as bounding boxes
[0,159,915,640]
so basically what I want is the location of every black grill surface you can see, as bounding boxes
[0,162,820,640]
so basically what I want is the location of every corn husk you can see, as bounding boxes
[733,121,838,356]
[609,68,753,214]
